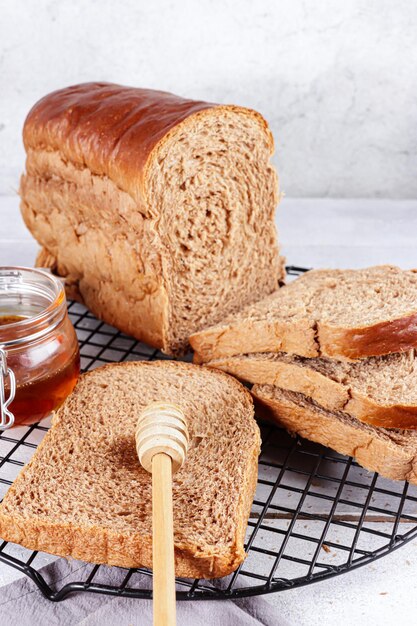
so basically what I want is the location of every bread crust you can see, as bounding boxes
[192,314,417,363]
[192,319,318,363]
[206,356,348,408]
[34,240,167,349]
[207,355,417,429]
[22,82,273,204]
[0,513,244,579]
[252,387,417,484]
[21,147,169,349]
[23,83,212,203]
[0,361,260,578]
[318,313,417,360]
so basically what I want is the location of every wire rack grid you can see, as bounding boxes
[1,266,417,602]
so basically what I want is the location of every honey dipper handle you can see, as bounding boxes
[135,402,189,626]
[152,452,176,626]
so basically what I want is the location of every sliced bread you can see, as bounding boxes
[206,350,417,429]
[0,361,260,578]
[190,266,417,362]
[252,385,417,484]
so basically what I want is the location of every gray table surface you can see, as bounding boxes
[1,194,417,625]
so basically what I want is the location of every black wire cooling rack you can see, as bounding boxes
[1,265,417,602]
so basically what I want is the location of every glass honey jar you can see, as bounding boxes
[0,267,80,428]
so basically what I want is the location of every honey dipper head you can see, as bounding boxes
[135,402,189,474]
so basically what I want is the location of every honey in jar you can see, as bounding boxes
[0,267,80,427]
[0,315,26,326]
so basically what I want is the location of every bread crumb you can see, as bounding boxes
[322,544,331,553]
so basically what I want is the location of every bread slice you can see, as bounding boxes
[20,82,284,355]
[252,385,417,484]
[206,350,417,429]
[0,362,260,578]
[190,266,417,362]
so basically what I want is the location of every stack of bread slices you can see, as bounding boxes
[190,265,417,484]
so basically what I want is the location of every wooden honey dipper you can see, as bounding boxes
[135,402,189,626]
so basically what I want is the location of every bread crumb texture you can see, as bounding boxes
[0,361,260,578]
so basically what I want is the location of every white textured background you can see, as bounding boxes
[1,0,417,198]
[1,4,417,624]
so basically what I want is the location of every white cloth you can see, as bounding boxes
[0,558,290,625]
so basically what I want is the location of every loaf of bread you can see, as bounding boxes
[20,82,284,355]
[191,266,417,362]
[252,385,417,484]
[206,350,417,429]
[0,361,260,578]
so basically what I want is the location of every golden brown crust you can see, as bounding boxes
[206,355,417,429]
[0,513,244,578]
[344,395,417,430]
[23,83,213,203]
[231,422,261,570]
[0,361,259,578]
[23,82,273,204]
[252,387,417,483]
[318,314,417,360]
